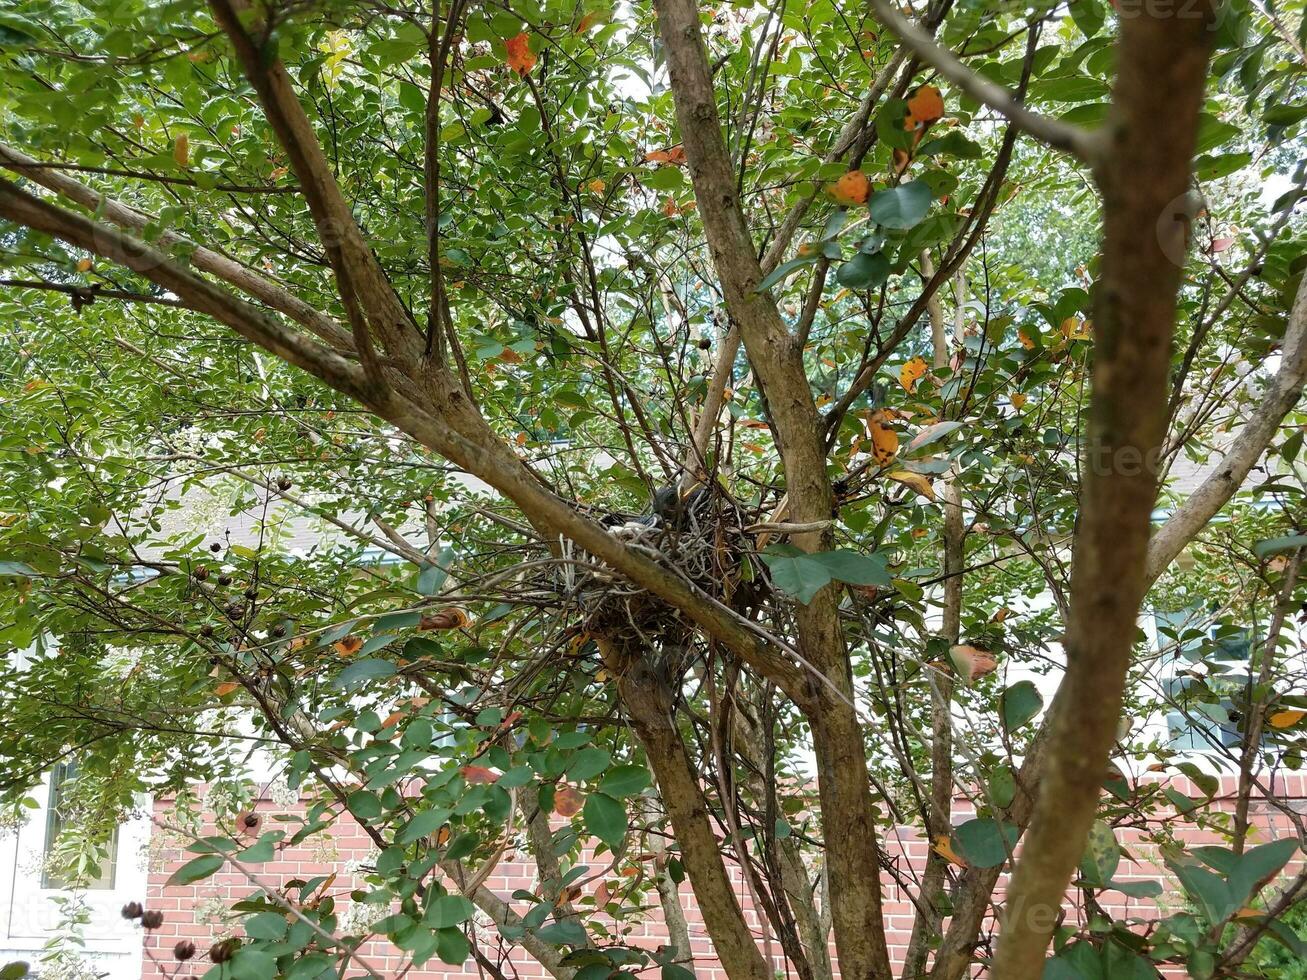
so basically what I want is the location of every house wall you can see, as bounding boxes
[129,774,1307,980]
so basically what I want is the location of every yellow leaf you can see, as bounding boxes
[887,469,936,501]
[1060,316,1092,341]
[933,834,968,868]
[1010,393,1027,410]
[586,178,606,194]
[76,258,93,272]
[173,132,189,168]
[899,356,929,394]
[1018,327,1036,350]
[1269,709,1306,729]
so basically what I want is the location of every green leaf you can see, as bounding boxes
[435,927,471,965]
[953,818,1017,869]
[244,911,288,941]
[1106,878,1162,899]
[426,895,474,929]
[599,764,650,798]
[1079,820,1121,888]
[1069,0,1106,37]
[167,853,224,886]
[334,658,397,691]
[1254,534,1307,558]
[567,747,612,781]
[583,791,627,848]
[868,180,933,230]
[1031,74,1109,103]
[759,551,832,604]
[1229,838,1299,906]
[756,255,818,293]
[0,560,38,577]
[536,918,588,946]
[347,790,383,819]
[917,131,983,159]
[399,807,450,844]
[836,251,891,289]
[999,680,1043,733]
[1169,857,1236,923]
[807,549,891,587]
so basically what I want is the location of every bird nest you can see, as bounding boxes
[562,484,758,644]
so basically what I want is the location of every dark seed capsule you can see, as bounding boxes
[174,941,196,962]
[121,901,144,921]
[141,910,165,930]
[209,939,240,964]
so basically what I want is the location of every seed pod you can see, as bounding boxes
[121,901,144,920]
[193,566,209,581]
[209,542,222,553]
[209,939,240,964]
[174,941,196,962]
[141,910,165,929]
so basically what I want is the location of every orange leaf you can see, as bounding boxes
[866,409,899,465]
[214,681,242,697]
[1010,393,1027,410]
[827,169,871,206]
[505,32,536,76]
[906,85,945,126]
[933,834,968,868]
[887,469,936,501]
[645,145,687,166]
[554,783,584,817]
[462,765,499,784]
[899,356,929,394]
[1269,709,1306,729]
[173,133,189,167]
[576,11,599,32]
[436,825,451,846]
[1017,327,1037,350]
[948,644,998,684]
[593,880,611,906]
[333,635,364,656]
[586,178,606,194]
[76,258,93,273]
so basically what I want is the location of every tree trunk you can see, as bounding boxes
[991,7,1217,976]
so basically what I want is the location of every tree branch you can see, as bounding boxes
[0,141,355,351]
[867,0,1096,160]
[1146,273,1307,584]
[991,6,1218,975]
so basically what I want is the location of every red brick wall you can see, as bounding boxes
[140,774,1307,979]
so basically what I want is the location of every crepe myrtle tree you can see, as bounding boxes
[0,0,1306,977]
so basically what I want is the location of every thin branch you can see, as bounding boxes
[867,0,1096,161]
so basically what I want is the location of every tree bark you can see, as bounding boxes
[990,7,1217,976]
[903,260,964,979]
[652,0,892,973]
[598,638,772,980]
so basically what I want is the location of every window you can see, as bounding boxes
[41,762,118,890]
[1155,609,1260,754]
